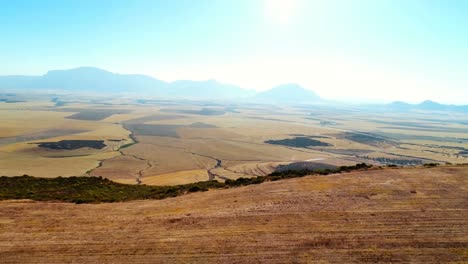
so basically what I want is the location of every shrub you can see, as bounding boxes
[0,162,379,203]
[188,185,208,192]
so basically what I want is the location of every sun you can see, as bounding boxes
[263,0,300,25]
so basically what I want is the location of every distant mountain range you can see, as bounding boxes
[0,67,164,93]
[1,67,466,110]
[0,67,255,99]
[388,100,468,113]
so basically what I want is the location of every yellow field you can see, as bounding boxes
[1,99,467,184]
[115,169,210,185]
[0,106,130,177]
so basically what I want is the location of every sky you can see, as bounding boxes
[1,0,467,104]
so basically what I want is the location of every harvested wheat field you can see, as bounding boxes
[0,165,467,263]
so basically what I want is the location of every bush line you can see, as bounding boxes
[0,163,375,204]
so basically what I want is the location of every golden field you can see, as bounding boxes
[1,99,467,185]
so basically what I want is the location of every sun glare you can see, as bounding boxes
[264,0,300,25]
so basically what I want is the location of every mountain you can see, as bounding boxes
[42,67,168,93]
[168,79,255,99]
[0,67,167,93]
[0,67,253,99]
[417,100,447,111]
[387,100,468,113]
[387,101,413,111]
[254,83,321,103]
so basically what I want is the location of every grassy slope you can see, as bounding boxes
[0,165,466,263]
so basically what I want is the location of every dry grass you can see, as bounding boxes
[0,151,119,177]
[117,169,210,185]
[89,155,148,180]
[0,166,466,263]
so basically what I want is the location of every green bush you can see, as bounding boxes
[0,163,377,203]
[188,185,208,192]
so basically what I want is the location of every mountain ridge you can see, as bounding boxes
[0,67,254,99]
[2,67,467,108]
[388,100,468,113]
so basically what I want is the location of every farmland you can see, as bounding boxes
[1,96,467,185]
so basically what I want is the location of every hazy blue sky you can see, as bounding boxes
[1,0,467,103]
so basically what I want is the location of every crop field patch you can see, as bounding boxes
[357,156,424,165]
[342,132,397,147]
[124,122,216,138]
[373,131,468,143]
[66,110,131,120]
[137,169,210,185]
[66,112,115,120]
[275,162,338,172]
[124,114,188,125]
[265,137,332,148]
[37,140,106,150]
[372,120,451,127]
[0,129,89,145]
[289,134,331,139]
[161,108,226,116]
[379,125,468,133]
[90,155,148,180]
[226,162,289,177]
[125,124,180,137]
[322,148,374,156]
[54,108,133,121]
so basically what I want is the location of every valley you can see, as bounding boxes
[1,95,467,185]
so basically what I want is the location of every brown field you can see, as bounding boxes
[0,166,467,263]
[116,169,210,185]
[1,98,467,185]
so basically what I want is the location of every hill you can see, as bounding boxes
[255,83,321,103]
[1,165,466,263]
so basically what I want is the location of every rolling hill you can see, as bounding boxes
[255,83,321,103]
